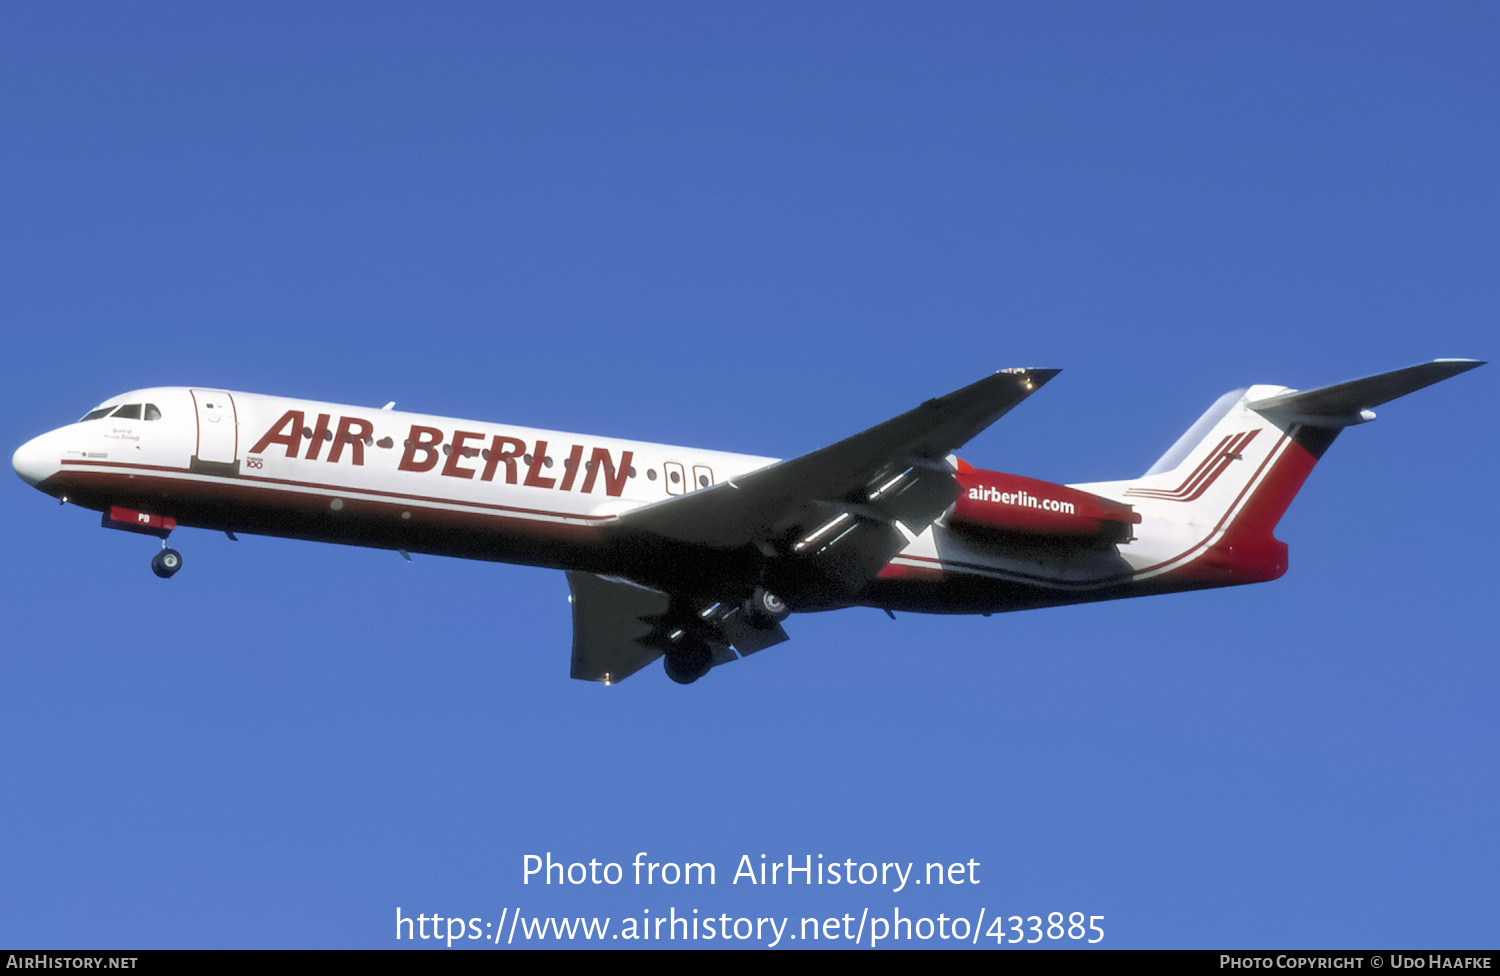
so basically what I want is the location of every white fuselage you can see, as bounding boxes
[9,381,1324,614]
[13,360,1478,684]
[15,386,782,569]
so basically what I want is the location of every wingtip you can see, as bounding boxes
[1419,358,1486,382]
[997,367,1062,382]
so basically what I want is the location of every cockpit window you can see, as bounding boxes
[79,401,162,422]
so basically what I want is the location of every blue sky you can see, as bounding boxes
[2,3,1495,949]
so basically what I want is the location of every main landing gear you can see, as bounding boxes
[660,586,792,685]
[151,543,183,579]
[742,586,790,628]
[663,637,714,685]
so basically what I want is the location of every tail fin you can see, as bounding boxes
[1074,360,1483,586]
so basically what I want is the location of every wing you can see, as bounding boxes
[566,571,673,683]
[566,571,768,683]
[617,368,1059,550]
[580,368,1058,683]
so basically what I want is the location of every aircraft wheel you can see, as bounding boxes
[742,586,789,628]
[663,640,713,685]
[151,548,182,579]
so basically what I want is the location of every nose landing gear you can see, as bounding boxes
[151,543,183,579]
[99,507,183,579]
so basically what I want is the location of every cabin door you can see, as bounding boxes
[191,389,239,467]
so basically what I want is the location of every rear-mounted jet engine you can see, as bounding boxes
[949,459,1140,545]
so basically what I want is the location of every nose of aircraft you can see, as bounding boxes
[13,431,61,488]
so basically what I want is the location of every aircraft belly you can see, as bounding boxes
[860,569,1194,615]
[863,517,1200,614]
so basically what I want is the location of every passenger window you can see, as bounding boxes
[111,404,142,420]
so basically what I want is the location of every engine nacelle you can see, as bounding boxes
[950,460,1139,543]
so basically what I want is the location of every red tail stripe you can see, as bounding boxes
[1127,430,1258,501]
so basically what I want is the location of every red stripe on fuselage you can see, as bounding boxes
[56,459,621,525]
[1158,426,1328,585]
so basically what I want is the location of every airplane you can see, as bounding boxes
[12,359,1483,685]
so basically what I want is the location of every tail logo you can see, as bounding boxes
[1125,430,1259,502]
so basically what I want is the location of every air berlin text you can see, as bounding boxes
[248,411,634,497]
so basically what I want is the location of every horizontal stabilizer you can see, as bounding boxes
[1248,359,1483,427]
